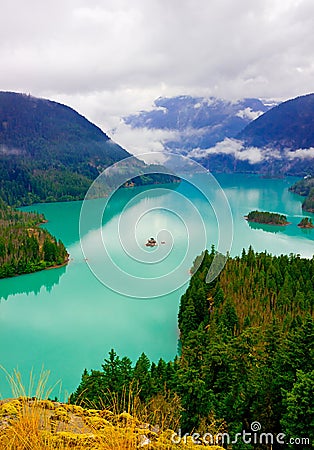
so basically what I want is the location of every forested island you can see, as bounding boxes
[289,177,314,212]
[0,199,68,278]
[246,210,289,225]
[70,247,313,446]
[298,217,314,228]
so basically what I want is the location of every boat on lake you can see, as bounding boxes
[145,237,157,247]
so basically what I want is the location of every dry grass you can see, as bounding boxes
[0,397,192,449]
[0,369,224,449]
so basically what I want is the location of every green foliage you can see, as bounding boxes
[247,210,288,225]
[177,247,314,436]
[302,188,314,212]
[129,168,180,187]
[0,199,68,278]
[289,177,314,197]
[289,177,314,212]
[71,247,314,445]
[281,370,314,447]
[70,350,177,410]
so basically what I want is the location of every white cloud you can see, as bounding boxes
[191,139,314,165]
[190,138,282,164]
[285,147,314,159]
[0,0,313,149]
[0,145,25,156]
[109,122,179,158]
[236,107,264,121]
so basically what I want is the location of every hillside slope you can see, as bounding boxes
[238,93,314,150]
[0,92,130,205]
[289,177,314,212]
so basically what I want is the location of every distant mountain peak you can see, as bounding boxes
[124,95,273,151]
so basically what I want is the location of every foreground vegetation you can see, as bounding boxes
[71,248,314,449]
[0,396,225,449]
[0,199,68,278]
[246,210,289,225]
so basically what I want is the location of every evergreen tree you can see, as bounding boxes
[133,353,151,401]
[281,370,314,447]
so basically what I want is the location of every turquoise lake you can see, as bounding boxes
[0,173,313,399]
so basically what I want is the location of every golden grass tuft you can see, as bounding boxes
[0,369,225,449]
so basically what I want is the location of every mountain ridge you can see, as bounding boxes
[237,93,314,150]
[0,91,131,205]
[0,92,180,207]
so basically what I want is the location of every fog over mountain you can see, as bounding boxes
[192,93,314,176]
[124,93,314,176]
[124,95,273,153]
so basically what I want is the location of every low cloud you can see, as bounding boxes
[285,147,314,159]
[191,138,314,164]
[0,145,25,156]
[190,138,266,164]
[236,107,264,121]
[109,122,178,161]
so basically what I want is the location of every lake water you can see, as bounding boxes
[0,173,313,399]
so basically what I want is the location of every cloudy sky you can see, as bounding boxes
[1,0,313,153]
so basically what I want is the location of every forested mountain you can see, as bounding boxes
[124,95,272,152]
[0,92,131,205]
[238,93,314,150]
[71,247,314,448]
[0,199,68,278]
[0,92,180,206]
[198,93,314,176]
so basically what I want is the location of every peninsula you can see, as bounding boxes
[0,199,68,278]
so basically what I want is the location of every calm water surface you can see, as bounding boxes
[0,173,313,398]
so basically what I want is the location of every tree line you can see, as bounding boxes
[0,198,68,278]
[71,246,313,449]
[246,210,288,225]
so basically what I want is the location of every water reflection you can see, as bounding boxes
[246,221,284,234]
[0,265,67,301]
